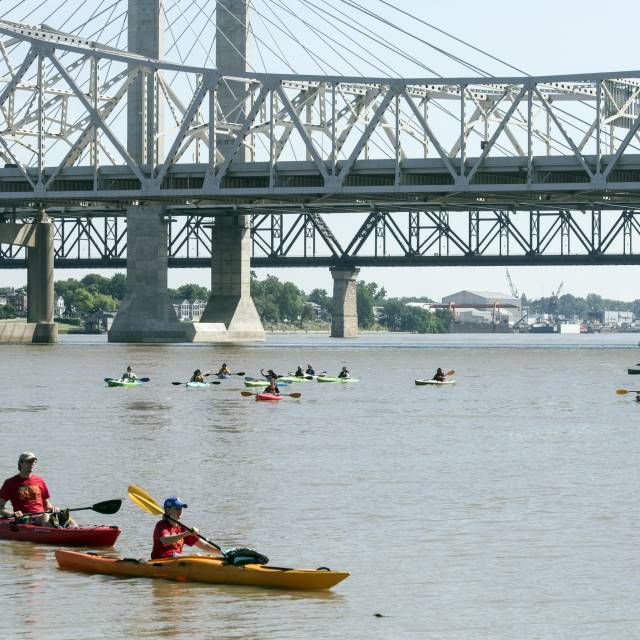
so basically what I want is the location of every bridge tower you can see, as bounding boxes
[193,0,264,342]
[109,0,263,343]
[108,0,188,342]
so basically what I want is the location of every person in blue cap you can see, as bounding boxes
[150,496,221,560]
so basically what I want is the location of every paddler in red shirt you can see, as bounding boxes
[151,496,222,560]
[0,452,60,526]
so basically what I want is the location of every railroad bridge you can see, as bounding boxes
[1,1,640,342]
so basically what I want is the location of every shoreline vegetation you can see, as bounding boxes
[2,271,640,335]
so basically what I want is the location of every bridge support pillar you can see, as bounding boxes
[330,266,359,338]
[193,215,265,343]
[108,206,189,343]
[0,215,57,344]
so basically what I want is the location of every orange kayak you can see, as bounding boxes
[55,549,349,590]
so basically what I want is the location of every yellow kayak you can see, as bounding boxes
[55,549,349,591]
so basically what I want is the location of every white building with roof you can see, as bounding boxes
[441,290,521,326]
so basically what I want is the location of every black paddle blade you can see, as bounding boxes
[91,499,123,515]
[139,377,150,382]
[171,381,184,385]
[235,372,246,376]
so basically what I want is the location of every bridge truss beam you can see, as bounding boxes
[1,20,640,209]
[2,208,640,269]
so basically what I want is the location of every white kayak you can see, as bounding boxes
[415,379,456,386]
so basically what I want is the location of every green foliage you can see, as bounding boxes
[356,280,386,328]
[527,292,634,318]
[0,304,16,319]
[54,276,118,316]
[168,283,209,301]
[380,300,451,333]
[251,273,306,324]
[308,288,332,313]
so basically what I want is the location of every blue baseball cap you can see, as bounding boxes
[163,496,188,510]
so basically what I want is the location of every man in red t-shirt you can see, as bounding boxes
[0,452,59,526]
[151,496,222,560]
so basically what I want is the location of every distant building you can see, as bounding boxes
[54,296,65,318]
[305,301,328,321]
[441,290,521,326]
[603,310,634,325]
[5,289,27,314]
[172,299,206,321]
[405,302,434,312]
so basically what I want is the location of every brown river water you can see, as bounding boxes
[1,333,639,639]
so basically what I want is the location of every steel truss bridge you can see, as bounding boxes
[2,208,640,269]
[2,17,640,268]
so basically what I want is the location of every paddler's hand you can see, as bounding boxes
[189,527,199,536]
[13,511,23,519]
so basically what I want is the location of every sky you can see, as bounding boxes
[2,0,640,302]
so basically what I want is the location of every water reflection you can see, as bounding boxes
[124,401,172,412]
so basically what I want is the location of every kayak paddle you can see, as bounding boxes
[615,388,640,395]
[104,377,150,383]
[171,380,220,386]
[241,391,301,399]
[0,498,122,519]
[128,484,226,556]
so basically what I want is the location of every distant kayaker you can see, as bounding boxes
[263,380,280,395]
[295,366,305,377]
[260,368,279,381]
[432,368,446,382]
[190,369,205,383]
[305,364,315,376]
[151,496,221,560]
[217,363,231,376]
[0,452,68,527]
[337,366,350,379]
[121,366,137,382]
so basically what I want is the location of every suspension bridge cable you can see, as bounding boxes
[295,0,401,77]
[336,0,490,77]
[375,0,531,77]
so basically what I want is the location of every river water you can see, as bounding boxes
[1,333,639,639]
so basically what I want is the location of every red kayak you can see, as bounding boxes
[0,521,121,546]
[255,393,283,402]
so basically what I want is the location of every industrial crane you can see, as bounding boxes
[505,268,518,299]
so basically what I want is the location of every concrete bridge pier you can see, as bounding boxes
[27,214,57,343]
[193,215,265,342]
[108,206,189,343]
[0,214,57,343]
[330,266,360,338]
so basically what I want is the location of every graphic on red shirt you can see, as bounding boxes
[0,474,50,513]
[151,519,198,559]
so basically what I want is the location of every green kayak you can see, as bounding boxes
[278,375,313,383]
[317,376,359,384]
[106,378,143,388]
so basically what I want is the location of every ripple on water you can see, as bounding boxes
[0,405,48,413]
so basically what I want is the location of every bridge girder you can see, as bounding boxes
[2,209,640,269]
